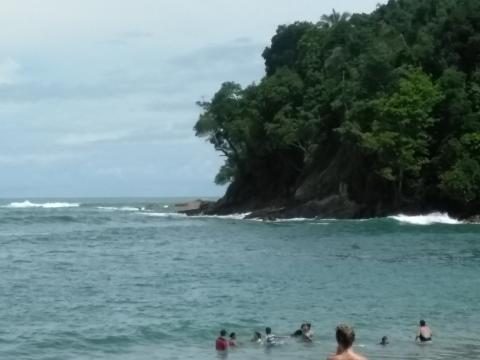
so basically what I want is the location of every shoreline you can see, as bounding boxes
[176,199,479,224]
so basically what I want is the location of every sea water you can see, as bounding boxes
[1,198,479,360]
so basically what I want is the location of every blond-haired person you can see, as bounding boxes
[327,324,367,360]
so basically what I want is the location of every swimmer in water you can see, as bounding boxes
[415,320,432,342]
[292,323,305,337]
[302,323,314,342]
[292,329,303,337]
[215,329,229,351]
[229,332,237,347]
[379,336,389,345]
[265,327,276,346]
[251,331,263,343]
[327,324,368,360]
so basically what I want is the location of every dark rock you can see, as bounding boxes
[175,199,216,215]
[244,195,362,220]
[286,195,362,219]
[465,215,480,223]
[245,207,287,220]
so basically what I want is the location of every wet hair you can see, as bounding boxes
[306,323,311,329]
[420,320,426,326]
[336,324,355,349]
[381,336,388,345]
[265,327,272,335]
[230,332,236,339]
[220,329,227,337]
[292,329,303,337]
[254,331,261,339]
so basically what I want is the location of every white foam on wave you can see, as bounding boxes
[138,212,186,218]
[389,212,462,225]
[138,212,250,220]
[193,213,251,220]
[272,217,310,222]
[97,206,140,212]
[4,200,80,209]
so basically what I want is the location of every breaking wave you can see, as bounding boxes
[389,212,462,225]
[4,201,80,209]
[138,212,186,218]
[193,213,251,220]
[97,206,141,212]
[138,212,251,220]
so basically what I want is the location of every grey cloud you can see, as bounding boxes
[171,38,264,70]
[0,76,177,103]
[145,99,198,113]
[57,130,132,146]
[119,30,154,39]
[0,152,84,166]
[0,58,22,85]
[0,38,265,104]
[103,30,155,45]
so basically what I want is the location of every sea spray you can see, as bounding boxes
[389,212,462,225]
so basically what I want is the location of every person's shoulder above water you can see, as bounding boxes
[327,324,368,360]
[328,351,368,360]
[328,350,368,360]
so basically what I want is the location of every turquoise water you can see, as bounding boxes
[1,198,479,360]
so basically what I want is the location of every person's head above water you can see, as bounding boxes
[336,324,355,349]
[419,320,426,326]
[380,336,389,345]
[229,332,236,339]
[265,327,272,335]
[253,331,262,340]
[220,329,227,337]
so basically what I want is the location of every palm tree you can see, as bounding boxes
[319,9,351,28]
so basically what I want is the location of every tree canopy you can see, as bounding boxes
[195,0,480,216]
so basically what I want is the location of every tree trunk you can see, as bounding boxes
[395,169,404,208]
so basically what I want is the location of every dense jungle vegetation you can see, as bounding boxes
[195,0,480,217]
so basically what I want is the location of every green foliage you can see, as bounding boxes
[441,157,480,203]
[195,0,480,212]
[214,164,236,185]
[440,132,480,203]
[262,22,315,76]
[357,68,443,202]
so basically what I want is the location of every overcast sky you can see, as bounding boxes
[0,0,384,198]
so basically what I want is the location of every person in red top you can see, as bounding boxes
[216,329,229,351]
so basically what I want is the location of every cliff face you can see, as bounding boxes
[207,144,476,219]
[207,173,474,220]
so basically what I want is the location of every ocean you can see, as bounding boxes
[1,198,479,360]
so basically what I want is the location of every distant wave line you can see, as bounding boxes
[97,206,142,212]
[2,200,80,209]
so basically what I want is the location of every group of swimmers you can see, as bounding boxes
[380,319,433,345]
[215,330,238,351]
[216,322,314,351]
[215,320,433,359]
